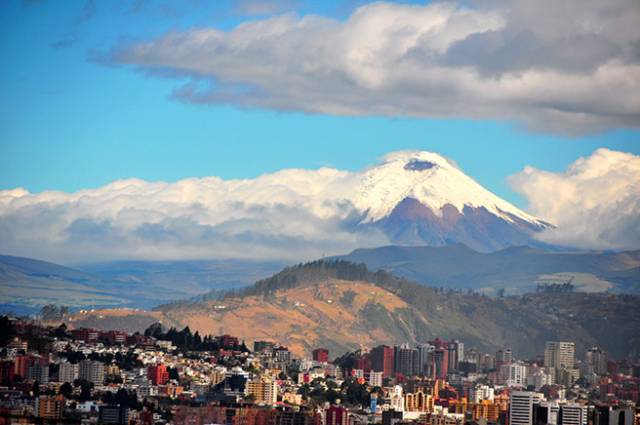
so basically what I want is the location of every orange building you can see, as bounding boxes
[35,395,65,420]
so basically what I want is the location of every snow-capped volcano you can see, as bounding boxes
[354,151,544,225]
[350,151,550,251]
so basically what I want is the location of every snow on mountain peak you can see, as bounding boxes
[353,151,546,226]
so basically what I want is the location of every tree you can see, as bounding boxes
[340,378,370,407]
[60,382,73,399]
[0,316,14,346]
[167,367,179,381]
[193,331,202,347]
[54,323,69,338]
[144,323,164,339]
[74,379,93,402]
[32,381,40,397]
[102,391,115,404]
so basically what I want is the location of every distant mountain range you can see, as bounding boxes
[0,255,128,314]
[0,255,284,314]
[337,244,640,295]
[2,243,638,314]
[68,261,640,360]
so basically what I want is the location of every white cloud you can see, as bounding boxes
[106,0,640,134]
[509,149,640,250]
[1,149,638,264]
[0,168,387,264]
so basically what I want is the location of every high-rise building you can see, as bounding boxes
[71,328,99,343]
[395,345,419,377]
[312,348,329,363]
[527,369,554,391]
[275,347,292,366]
[447,340,464,371]
[35,395,65,420]
[354,354,372,373]
[585,347,608,376]
[13,354,32,380]
[533,401,559,425]
[480,354,495,372]
[499,362,527,387]
[99,405,129,425]
[58,362,78,383]
[559,403,587,425]
[147,364,169,386]
[429,339,449,379]
[592,405,634,425]
[253,341,275,353]
[371,345,395,378]
[544,342,575,369]
[510,391,543,425]
[496,349,513,367]
[557,368,580,388]
[0,361,14,385]
[246,378,278,404]
[79,360,105,385]
[326,405,349,425]
[220,334,239,349]
[416,343,435,376]
[28,363,49,383]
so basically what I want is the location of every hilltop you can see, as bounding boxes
[69,261,640,359]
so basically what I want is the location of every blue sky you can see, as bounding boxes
[1,0,638,209]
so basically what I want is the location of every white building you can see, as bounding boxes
[58,362,78,383]
[368,371,383,387]
[527,369,554,391]
[510,391,543,425]
[500,362,527,387]
[559,403,588,425]
[545,342,575,369]
[469,384,494,402]
[390,385,404,412]
[79,360,105,385]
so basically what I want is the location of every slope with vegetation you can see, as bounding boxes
[69,260,640,360]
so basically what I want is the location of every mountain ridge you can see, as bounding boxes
[68,260,640,360]
[336,244,640,294]
[0,254,284,314]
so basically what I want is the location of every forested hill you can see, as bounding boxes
[235,260,416,298]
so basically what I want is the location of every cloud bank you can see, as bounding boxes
[106,0,640,135]
[0,169,390,264]
[1,149,638,264]
[510,149,640,250]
